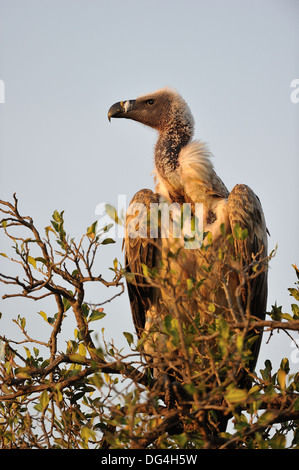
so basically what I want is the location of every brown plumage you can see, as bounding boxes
[108,87,268,387]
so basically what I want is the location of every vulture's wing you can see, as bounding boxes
[124,189,160,338]
[228,184,268,372]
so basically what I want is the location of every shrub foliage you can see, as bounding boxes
[0,195,299,449]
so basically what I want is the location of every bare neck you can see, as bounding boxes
[154,120,194,181]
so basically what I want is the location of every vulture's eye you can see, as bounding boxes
[145,99,155,106]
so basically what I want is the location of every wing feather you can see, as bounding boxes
[124,189,160,338]
[228,184,268,373]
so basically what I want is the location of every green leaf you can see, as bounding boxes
[292,264,299,280]
[4,431,16,442]
[82,303,89,317]
[240,228,248,240]
[288,288,299,301]
[246,334,259,348]
[281,313,294,321]
[113,257,118,270]
[89,373,103,390]
[28,256,36,269]
[218,318,229,339]
[280,357,290,373]
[87,221,98,239]
[294,396,299,411]
[68,354,86,364]
[208,303,216,313]
[62,296,72,312]
[102,222,114,233]
[38,311,48,323]
[291,303,299,319]
[105,204,119,224]
[233,223,248,240]
[81,426,96,443]
[233,223,242,240]
[141,263,149,278]
[33,347,39,358]
[40,390,49,410]
[225,387,248,404]
[277,368,287,390]
[16,372,31,379]
[23,346,31,359]
[186,278,193,291]
[101,237,116,245]
[88,309,106,322]
[45,225,56,236]
[260,359,272,381]
[236,333,244,353]
[52,210,64,223]
[269,303,283,321]
[206,231,213,245]
[78,343,87,357]
[292,428,299,446]
[19,316,26,330]
[123,271,135,283]
[123,331,134,346]
[35,257,47,265]
[258,410,276,426]
[248,384,261,395]
[269,433,286,449]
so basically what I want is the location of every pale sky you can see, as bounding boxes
[0,0,298,373]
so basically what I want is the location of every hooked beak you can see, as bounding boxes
[108,99,136,121]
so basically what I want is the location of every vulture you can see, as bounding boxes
[108,88,268,397]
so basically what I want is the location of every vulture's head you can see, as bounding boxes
[108,87,194,134]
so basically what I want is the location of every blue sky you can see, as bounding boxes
[0,0,298,372]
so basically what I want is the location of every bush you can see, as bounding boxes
[0,195,299,449]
